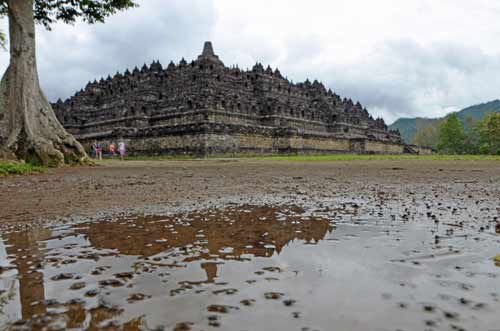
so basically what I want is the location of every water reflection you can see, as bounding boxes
[3,228,50,321]
[78,205,332,279]
[0,205,333,330]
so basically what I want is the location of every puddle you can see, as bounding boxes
[0,202,499,331]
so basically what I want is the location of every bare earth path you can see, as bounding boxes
[1,159,500,223]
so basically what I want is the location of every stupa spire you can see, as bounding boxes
[202,41,215,57]
[197,41,224,66]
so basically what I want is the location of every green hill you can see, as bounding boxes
[389,100,500,143]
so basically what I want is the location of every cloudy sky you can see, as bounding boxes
[1,0,500,123]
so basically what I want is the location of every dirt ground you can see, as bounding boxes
[1,159,500,331]
[1,159,499,223]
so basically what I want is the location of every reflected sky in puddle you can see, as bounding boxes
[0,203,499,331]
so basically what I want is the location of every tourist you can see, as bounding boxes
[96,142,103,160]
[91,141,98,159]
[118,141,126,160]
[109,142,117,158]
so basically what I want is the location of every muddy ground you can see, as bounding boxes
[1,159,499,223]
[1,159,499,331]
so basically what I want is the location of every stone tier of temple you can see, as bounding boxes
[54,42,431,155]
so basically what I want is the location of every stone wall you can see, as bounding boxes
[365,141,405,154]
[409,145,434,155]
[78,122,415,156]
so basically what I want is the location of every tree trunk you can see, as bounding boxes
[0,0,87,166]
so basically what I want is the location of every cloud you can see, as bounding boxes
[0,0,216,101]
[314,40,500,123]
[211,0,500,123]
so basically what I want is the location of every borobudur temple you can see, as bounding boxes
[53,42,430,156]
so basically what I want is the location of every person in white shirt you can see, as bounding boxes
[118,141,126,160]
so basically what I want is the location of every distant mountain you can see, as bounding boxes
[389,100,500,143]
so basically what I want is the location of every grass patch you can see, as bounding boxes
[94,154,500,162]
[252,154,500,162]
[0,161,44,177]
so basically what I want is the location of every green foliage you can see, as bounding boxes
[463,116,481,154]
[477,113,500,155]
[0,161,43,176]
[253,154,500,162]
[438,113,466,154]
[390,100,500,143]
[411,119,441,149]
[409,111,500,155]
[0,0,138,28]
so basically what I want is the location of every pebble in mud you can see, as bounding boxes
[69,282,86,290]
[494,255,500,267]
[66,298,86,305]
[425,320,437,327]
[212,288,238,295]
[459,297,470,305]
[174,322,193,331]
[114,272,134,280]
[51,273,75,281]
[240,299,256,306]
[264,292,284,300]
[444,311,460,320]
[84,289,100,297]
[208,315,221,327]
[127,293,151,303]
[91,266,111,276]
[207,304,240,313]
[423,305,436,313]
[99,279,125,287]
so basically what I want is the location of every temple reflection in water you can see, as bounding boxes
[0,205,333,330]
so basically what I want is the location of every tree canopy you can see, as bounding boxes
[411,111,500,155]
[411,119,441,149]
[477,113,500,155]
[0,0,137,28]
[437,113,466,154]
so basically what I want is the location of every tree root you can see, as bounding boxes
[1,128,88,167]
[0,75,88,167]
